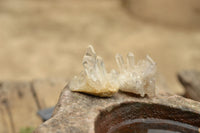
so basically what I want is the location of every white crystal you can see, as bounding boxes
[69,45,119,97]
[116,53,156,97]
[69,45,157,97]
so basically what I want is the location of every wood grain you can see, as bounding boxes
[0,82,42,133]
[32,79,67,109]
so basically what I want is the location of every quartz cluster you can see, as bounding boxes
[116,53,156,97]
[69,45,156,97]
[69,45,119,97]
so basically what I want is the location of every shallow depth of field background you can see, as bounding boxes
[0,0,200,132]
[1,0,200,94]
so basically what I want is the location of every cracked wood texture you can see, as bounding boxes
[32,79,67,110]
[0,79,67,133]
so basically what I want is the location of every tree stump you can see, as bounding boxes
[34,84,200,133]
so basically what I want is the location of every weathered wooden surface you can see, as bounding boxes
[178,70,200,102]
[0,82,41,133]
[34,84,200,133]
[0,79,67,133]
[0,97,13,133]
[32,79,67,109]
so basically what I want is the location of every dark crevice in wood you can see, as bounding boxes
[30,82,41,110]
[0,107,7,133]
[0,83,2,88]
[177,73,199,101]
[2,99,15,133]
[177,74,190,96]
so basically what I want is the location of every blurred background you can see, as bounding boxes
[0,0,200,132]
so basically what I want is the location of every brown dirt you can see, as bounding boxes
[0,0,200,94]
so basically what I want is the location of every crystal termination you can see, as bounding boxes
[116,53,156,97]
[69,45,156,97]
[69,45,119,97]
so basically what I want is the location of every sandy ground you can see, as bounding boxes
[0,0,200,94]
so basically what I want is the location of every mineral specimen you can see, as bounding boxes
[69,45,119,97]
[116,53,156,97]
[69,45,157,97]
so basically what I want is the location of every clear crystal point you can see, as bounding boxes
[86,45,96,57]
[143,55,156,77]
[115,54,126,73]
[146,55,156,65]
[127,52,135,70]
[82,45,98,81]
[96,56,107,81]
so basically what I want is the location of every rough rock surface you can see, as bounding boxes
[34,84,200,133]
[178,70,200,102]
